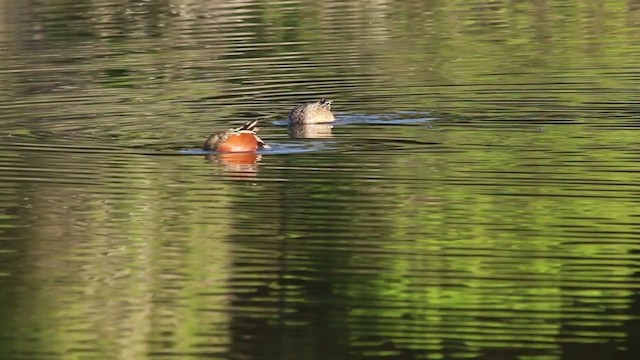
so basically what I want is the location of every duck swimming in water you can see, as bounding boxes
[202,120,269,152]
[288,98,336,125]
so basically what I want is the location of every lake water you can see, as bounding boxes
[1,0,639,359]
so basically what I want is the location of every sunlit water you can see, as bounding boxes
[1,0,639,359]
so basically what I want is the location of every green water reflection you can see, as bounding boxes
[0,0,639,359]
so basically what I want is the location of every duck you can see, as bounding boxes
[202,120,269,152]
[288,98,336,125]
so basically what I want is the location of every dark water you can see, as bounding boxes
[1,0,640,359]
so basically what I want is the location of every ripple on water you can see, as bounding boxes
[272,111,436,126]
[178,140,334,156]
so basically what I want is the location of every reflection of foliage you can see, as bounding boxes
[0,0,639,359]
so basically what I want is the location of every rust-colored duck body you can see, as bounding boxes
[202,120,269,152]
[288,98,336,125]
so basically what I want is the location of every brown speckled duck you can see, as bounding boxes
[202,120,269,152]
[288,98,336,125]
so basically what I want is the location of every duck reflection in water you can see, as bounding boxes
[288,122,333,139]
[206,152,261,176]
[288,98,335,139]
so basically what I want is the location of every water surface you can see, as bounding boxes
[1,0,640,359]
